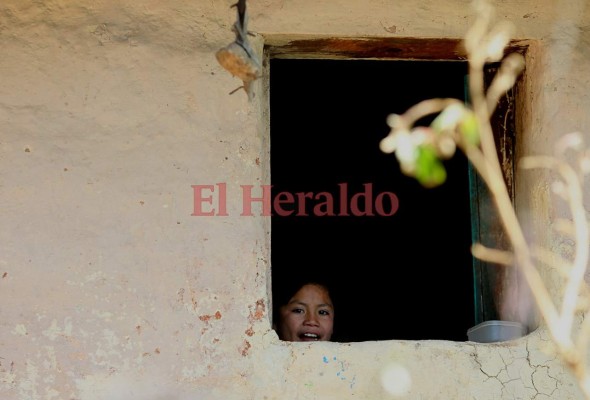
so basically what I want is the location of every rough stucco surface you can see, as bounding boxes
[1,0,590,399]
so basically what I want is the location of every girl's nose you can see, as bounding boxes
[304,315,319,326]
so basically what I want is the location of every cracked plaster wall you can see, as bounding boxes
[1,0,589,399]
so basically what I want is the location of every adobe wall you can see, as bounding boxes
[1,1,588,399]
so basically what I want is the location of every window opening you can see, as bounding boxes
[270,58,477,342]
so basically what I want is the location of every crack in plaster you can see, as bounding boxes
[526,340,560,398]
[471,342,561,398]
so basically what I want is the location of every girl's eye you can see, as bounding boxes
[319,310,330,316]
[291,308,304,314]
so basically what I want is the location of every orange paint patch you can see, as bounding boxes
[248,299,265,322]
[200,311,222,322]
[245,327,254,337]
[240,340,251,356]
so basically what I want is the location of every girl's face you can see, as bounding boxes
[278,284,334,342]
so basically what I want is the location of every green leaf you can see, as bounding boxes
[414,146,447,187]
[459,111,480,146]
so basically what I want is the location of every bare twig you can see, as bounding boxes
[380,0,590,397]
[471,243,514,266]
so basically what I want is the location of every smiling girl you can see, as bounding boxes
[276,282,334,342]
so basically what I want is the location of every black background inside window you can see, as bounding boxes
[270,59,474,342]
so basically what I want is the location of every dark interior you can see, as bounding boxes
[270,58,475,342]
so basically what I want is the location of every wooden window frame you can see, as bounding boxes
[265,36,528,332]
